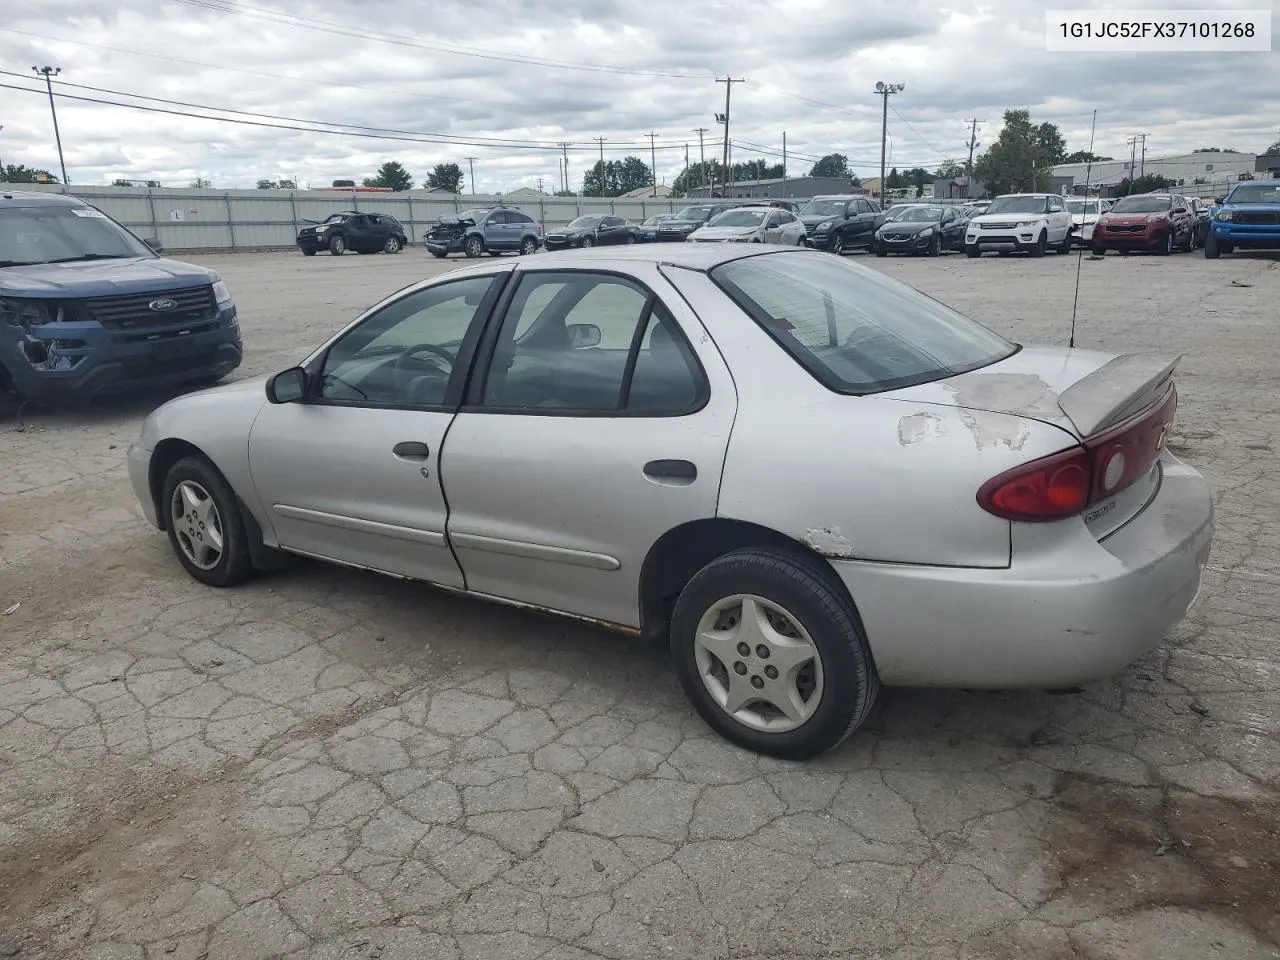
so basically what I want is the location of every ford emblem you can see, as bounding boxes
[149,298,179,312]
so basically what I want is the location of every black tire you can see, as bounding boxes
[1157,232,1172,256]
[488,251,503,257]
[161,456,255,588]
[625,234,636,244]
[328,235,346,255]
[830,233,845,256]
[301,248,316,257]
[581,235,595,248]
[965,244,981,258]
[670,546,880,761]
[1204,233,1221,258]
[465,235,484,259]
[431,251,448,259]
[1092,245,1106,257]
[927,234,941,257]
[1027,231,1047,257]
[519,237,538,256]
[875,248,888,257]
[1056,231,1072,254]
[1179,229,1194,253]
[383,236,402,254]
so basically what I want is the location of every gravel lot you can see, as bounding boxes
[2,246,1278,960]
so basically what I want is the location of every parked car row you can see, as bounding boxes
[1091,193,1203,256]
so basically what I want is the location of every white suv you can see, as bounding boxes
[965,193,1074,257]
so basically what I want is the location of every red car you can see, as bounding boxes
[1092,193,1196,255]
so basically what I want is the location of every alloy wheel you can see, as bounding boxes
[170,480,224,571]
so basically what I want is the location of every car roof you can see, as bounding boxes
[809,195,858,200]
[0,190,86,208]
[447,244,807,276]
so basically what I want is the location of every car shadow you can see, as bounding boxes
[0,381,207,429]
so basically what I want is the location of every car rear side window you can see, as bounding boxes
[712,252,1017,395]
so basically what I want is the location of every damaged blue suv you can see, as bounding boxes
[1,191,242,403]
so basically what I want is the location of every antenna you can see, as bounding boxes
[1068,109,1098,350]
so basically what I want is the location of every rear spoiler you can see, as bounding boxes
[1057,353,1180,437]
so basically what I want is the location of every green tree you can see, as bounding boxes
[934,160,964,179]
[849,173,862,188]
[553,189,577,197]
[730,160,784,182]
[672,160,723,195]
[809,153,850,178]
[1266,140,1280,154]
[363,161,413,191]
[3,165,58,183]
[1193,147,1240,153]
[190,178,211,188]
[973,109,1058,195]
[426,162,464,193]
[886,167,903,189]
[256,179,276,189]
[278,179,296,190]
[582,156,653,197]
[1063,150,1113,164]
[904,166,930,197]
[1035,122,1067,165]
[1116,173,1174,196]
[617,155,654,194]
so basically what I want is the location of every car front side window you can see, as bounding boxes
[318,275,498,408]
[480,271,704,414]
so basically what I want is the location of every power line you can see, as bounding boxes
[888,104,949,159]
[173,0,716,81]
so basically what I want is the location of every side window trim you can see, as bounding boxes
[304,272,512,413]
[462,268,710,418]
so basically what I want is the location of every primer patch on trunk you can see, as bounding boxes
[897,412,947,446]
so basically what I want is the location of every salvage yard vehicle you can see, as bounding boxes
[1091,194,1196,256]
[425,206,544,259]
[871,203,968,256]
[798,195,884,254]
[965,193,1074,257]
[129,246,1214,760]
[653,203,736,242]
[1,190,242,403]
[686,205,808,245]
[1066,197,1111,248]
[295,212,407,256]
[1204,180,1280,258]
[544,215,640,250]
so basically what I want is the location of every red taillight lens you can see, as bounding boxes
[977,447,1091,522]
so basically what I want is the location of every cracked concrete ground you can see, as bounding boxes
[1,247,1278,960]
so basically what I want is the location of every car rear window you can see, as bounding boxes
[711,251,1018,394]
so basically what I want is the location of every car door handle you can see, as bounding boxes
[644,459,697,483]
[392,441,431,461]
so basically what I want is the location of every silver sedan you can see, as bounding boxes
[128,245,1214,760]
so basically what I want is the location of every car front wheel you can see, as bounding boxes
[670,547,880,760]
[465,236,484,258]
[161,456,255,588]
[830,234,845,256]
[328,235,346,255]
[965,244,981,258]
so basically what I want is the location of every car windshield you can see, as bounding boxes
[799,199,848,217]
[886,205,944,222]
[712,252,1017,394]
[709,210,767,227]
[1066,200,1101,215]
[567,216,603,230]
[0,205,153,267]
[322,214,348,223]
[984,196,1049,215]
[643,215,670,225]
[1110,196,1171,213]
[674,206,720,221]
[1228,183,1280,204]
[456,208,491,222]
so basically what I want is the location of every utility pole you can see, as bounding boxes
[692,127,709,193]
[715,77,744,198]
[1137,134,1149,179]
[558,142,570,194]
[32,65,69,186]
[465,157,477,196]
[964,118,984,198]
[874,81,904,208]
[537,176,544,195]
[1126,136,1137,193]
[593,136,607,197]
[683,143,690,196]
[781,131,788,183]
[645,131,659,197]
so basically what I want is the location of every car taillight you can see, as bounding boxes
[977,385,1177,523]
[977,447,1092,522]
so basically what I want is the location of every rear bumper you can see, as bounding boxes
[831,454,1214,688]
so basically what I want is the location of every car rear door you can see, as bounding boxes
[438,262,737,628]
[344,214,374,251]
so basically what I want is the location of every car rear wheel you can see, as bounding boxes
[465,236,484,258]
[162,456,255,588]
[328,235,346,255]
[965,244,981,258]
[1028,231,1047,257]
[670,547,880,760]
[383,236,402,254]
[519,237,538,256]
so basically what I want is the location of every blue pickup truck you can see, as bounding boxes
[1,191,242,404]
[1205,180,1280,258]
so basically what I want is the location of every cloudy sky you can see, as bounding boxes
[2,0,1277,193]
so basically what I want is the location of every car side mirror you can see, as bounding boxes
[266,367,307,404]
[1173,207,1187,214]
[144,237,164,254]
[566,323,601,349]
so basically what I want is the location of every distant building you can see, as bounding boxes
[685,176,863,200]
[1052,150,1257,192]
[1257,151,1280,179]
[621,185,672,198]
[503,187,546,201]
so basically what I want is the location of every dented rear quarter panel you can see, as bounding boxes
[662,266,1081,569]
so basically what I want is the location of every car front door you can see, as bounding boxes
[439,264,737,628]
[762,211,783,243]
[247,270,512,585]
[482,213,509,249]
[1046,196,1069,242]
[850,200,878,245]
[940,209,962,247]
[344,214,374,252]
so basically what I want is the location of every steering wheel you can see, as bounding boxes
[393,342,455,374]
[391,343,455,395]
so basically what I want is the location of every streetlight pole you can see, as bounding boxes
[0,124,5,181]
[33,66,69,186]
[874,81,904,208]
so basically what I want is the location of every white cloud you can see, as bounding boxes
[1,0,1276,191]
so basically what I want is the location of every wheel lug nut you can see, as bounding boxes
[756,645,770,659]
[750,675,764,689]
[765,665,779,680]
[733,661,747,675]
[736,642,750,657]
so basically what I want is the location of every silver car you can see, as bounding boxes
[128,247,1214,760]
[687,206,808,245]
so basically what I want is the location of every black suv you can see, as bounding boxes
[798,196,885,254]
[425,206,545,258]
[296,212,407,256]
